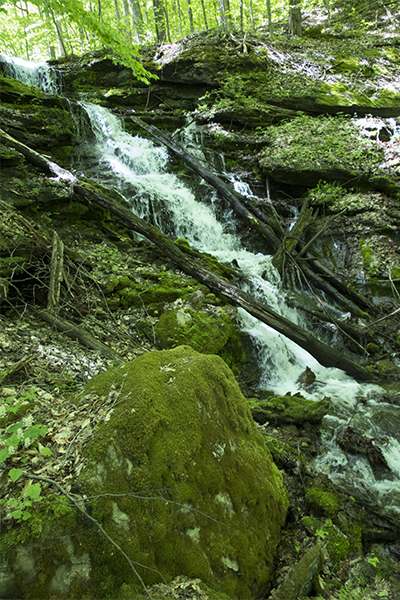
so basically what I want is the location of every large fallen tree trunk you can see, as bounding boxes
[1,128,376,381]
[73,182,376,382]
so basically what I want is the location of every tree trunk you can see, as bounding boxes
[288,0,302,36]
[153,0,167,43]
[1,130,377,381]
[72,180,376,382]
[219,0,233,32]
[186,0,194,32]
[266,0,272,34]
[128,0,143,43]
[200,0,208,28]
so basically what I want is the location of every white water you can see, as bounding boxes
[2,52,400,516]
[0,53,60,94]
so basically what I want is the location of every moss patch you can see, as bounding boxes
[249,395,331,425]
[259,114,383,185]
[305,485,340,519]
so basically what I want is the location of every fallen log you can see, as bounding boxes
[130,115,280,252]
[1,129,377,380]
[73,180,377,381]
[34,309,124,365]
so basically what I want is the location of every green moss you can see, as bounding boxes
[155,306,244,373]
[367,342,380,354]
[302,516,350,565]
[249,395,331,425]
[76,347,288,598]
[263,436,307,472]
[331,56,361,74]
[259,114,383,181]
[0,75,43,100]
[305,485,340,519]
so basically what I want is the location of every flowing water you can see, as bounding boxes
[0,53,61,94]
[3,54,400,519]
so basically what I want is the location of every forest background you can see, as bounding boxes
[0,0,381,76]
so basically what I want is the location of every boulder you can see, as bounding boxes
[77,345,287,599]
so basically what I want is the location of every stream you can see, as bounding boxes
[3,54,400,522]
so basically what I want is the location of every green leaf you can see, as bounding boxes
[0,448,10,462]
[11,509,23,519]
[25,483,41,499]
[6,422,24,433]
[40,447,53,456]
[24,424,48,439]
[7,433,20,447]
[9,468,23,482]
[22,511,32,520]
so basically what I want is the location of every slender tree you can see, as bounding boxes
[186,0,194,33]
[153,0,167,42]
[288,0,302,35]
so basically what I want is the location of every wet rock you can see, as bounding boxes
[296,366,316,387]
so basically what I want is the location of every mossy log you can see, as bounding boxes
[0,129,376,380]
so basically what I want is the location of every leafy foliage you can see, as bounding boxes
[0,390,52,521]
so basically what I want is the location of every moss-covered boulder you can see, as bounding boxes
[249,395,331,425]
[77,346,288,598]
[155,305,234,353]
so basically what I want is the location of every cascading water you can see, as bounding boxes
[0,53,61,94]
[2,52,400,518]
[77,101,400,516]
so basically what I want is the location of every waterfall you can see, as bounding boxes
[0,53,61,94]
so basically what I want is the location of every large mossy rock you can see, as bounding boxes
[77,346,287,599]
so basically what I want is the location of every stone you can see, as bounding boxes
[78,346,288,598]
[274,543,324,600]
[249,395,331,425]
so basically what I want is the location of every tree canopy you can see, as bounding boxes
[0,0,389,80]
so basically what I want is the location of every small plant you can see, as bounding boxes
[367,553,380,569]
[316,517,332,540]
[0,391,53,521]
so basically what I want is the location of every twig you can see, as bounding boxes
[47,230,64,311]
[0,354,36,384]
